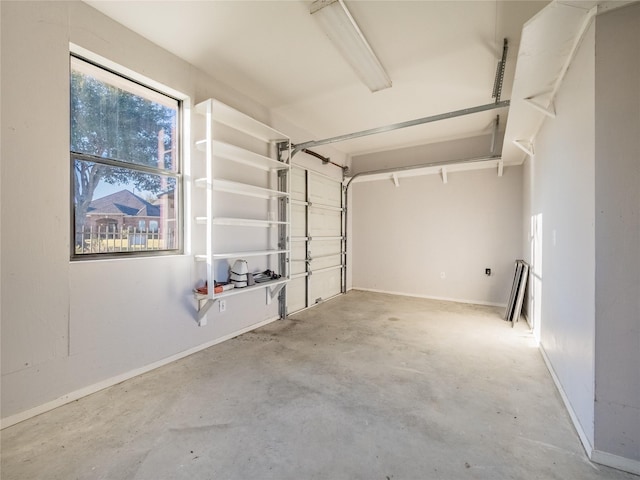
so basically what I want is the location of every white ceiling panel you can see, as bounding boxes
[85,0,549,157]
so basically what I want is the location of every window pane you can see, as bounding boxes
[71,57,178,172]
[73,159,178,255]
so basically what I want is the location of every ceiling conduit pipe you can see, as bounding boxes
[341,154,501,293]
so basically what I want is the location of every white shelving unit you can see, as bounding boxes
[194,98,291,325]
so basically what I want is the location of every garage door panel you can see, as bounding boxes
[291,242,307,261]
[311,254,342,271]
[291,242,308,275]
[287,277,306,314]
[291,204,306,237]
[310,269,342,302]
[287,166,343,314]
[309,209,341,237]
[310,239,342,258]
[291,260,307,276]
[309,174,342,208]
[291,167,306,202]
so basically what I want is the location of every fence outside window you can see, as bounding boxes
[75,225,177,254]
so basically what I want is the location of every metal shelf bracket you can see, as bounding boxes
[267,283,286,304]
[196,297,217,326]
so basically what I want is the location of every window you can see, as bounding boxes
[70,56,181,258]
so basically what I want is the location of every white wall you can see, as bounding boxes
[594,4,640,464]
[522,5,640,471]
[0,1,291,423]
[522,21,596,449]
[351,165,522,306]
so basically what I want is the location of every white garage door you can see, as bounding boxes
[287,165,344,314]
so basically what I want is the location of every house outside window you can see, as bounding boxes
[70,55,181,258]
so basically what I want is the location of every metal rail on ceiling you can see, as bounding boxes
[292,100,510,155]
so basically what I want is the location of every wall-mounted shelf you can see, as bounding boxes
[195,278,288,321]
[196,140,289,172]
[194,178,289,200]
[216,217,288,227]
[502,1,603,165]
[193,98,291,326]
[195,249,289,261]
[195,99,288,143]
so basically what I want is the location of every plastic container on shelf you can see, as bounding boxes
[230,259,249,288]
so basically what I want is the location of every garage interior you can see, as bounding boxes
[1,1,639,478]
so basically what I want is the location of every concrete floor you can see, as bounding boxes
[1,291,636,480]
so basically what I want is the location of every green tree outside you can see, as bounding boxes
[70,64,178,244]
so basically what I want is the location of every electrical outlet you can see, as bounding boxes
[219,300,226,313]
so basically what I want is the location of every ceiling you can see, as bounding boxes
[85,0,549,157]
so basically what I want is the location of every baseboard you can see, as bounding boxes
[352,287,507,308]
[538,343,594,457]
[592,449,640,476]
[1,316,280,430]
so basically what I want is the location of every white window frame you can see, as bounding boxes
[69,49,187,260]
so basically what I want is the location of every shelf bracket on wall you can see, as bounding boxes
[513,139,535,157]
[524,97,556,119]
[196,297,216,326]
[498,160,504,177]
[266,283,287,305]
[441,167,448,184]
[392,173,399,187]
